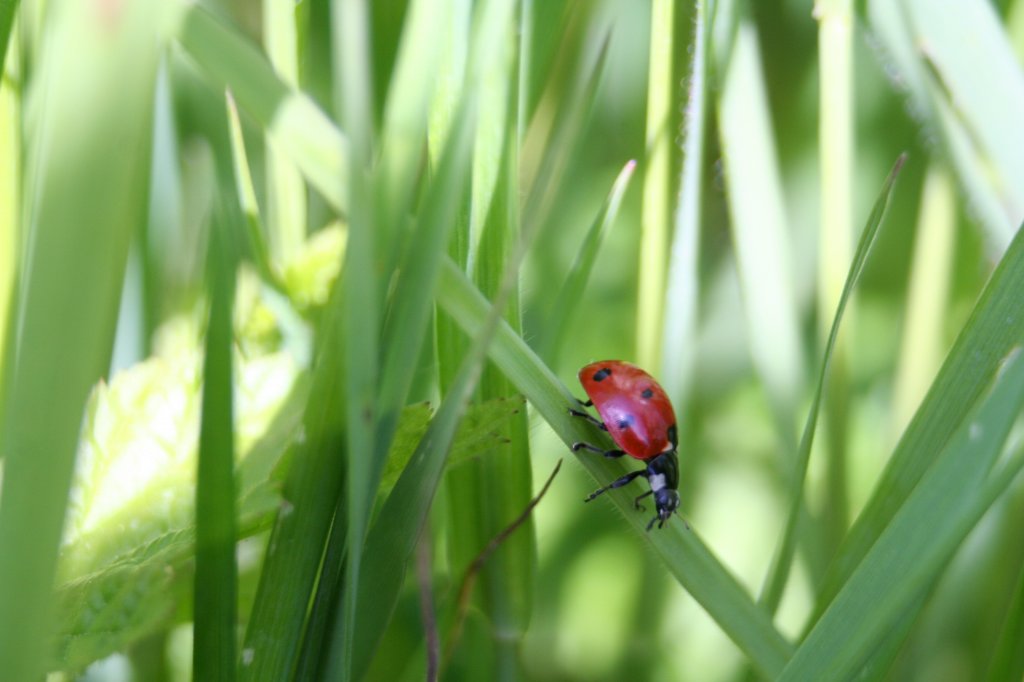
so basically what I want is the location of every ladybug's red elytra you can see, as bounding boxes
[570,360,681,531]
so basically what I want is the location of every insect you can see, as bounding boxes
[569,360,681,531]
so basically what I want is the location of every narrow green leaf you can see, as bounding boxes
[759,155,906,613]
[375,99,478,486]
[780,348,1024,681]
[891,161,956,438]
[661,0,713,409]
[0,0,18,82]
[987,525,1024,681]
[436,260,793,678]
[0,3,162,678]
[225,94,276,289]
[174,4,349,215]
[540,160,637,362]
[868,0,1024,253]
[263,0,307,266]
[637,0,675,369]
[333,1,379,679]
[714,0,804,436]
[193,208,238,682]
[348,216,518,682]
[816,223,1024,619]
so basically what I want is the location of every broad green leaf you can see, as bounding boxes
[379,397,525,502]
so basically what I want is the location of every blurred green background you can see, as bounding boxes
[1,0,1023,680]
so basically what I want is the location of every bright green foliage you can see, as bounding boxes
[2,0,1024,680]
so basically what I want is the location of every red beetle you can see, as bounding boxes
[570,360,681,530]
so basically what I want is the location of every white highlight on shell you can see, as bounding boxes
[649,473,667,493]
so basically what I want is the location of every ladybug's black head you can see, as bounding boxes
[648,488,680,530]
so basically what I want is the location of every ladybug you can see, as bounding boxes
[569,360,681,530]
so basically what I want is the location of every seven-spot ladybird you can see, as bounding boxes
[569,360,681,531]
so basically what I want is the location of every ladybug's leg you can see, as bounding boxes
[571,441,626,458]
[634,490,653,512]
[583,469,647,502]
[568,408,607,431]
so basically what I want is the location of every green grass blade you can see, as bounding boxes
[758,156,906,613]
[540,159,636,362]
[376,100,477,490]
[333,0,379,677]
[349,282,513,681]
[437,259,793,677]
[636,0,675,369]
[0,2,161,678]
[891,161,956,438]
[193,205,238,682]
[815,223,1024,618]
[238,344,345,680]
[225,93,277,289]
[714,0,804,438]
[816,0,855,553]
[987,536,1024,681]
[868,0,1024,253]
[174,4,349,215]
[376,0,447,255]
[0,19,17,397]
[0,0,17,81]
[779,348,1024,681]
[661,0,713,409]
[263,0,307,265]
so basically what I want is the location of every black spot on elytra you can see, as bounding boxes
[667,425,678,447]
[617,416,634,430]
[592,367,612,382]
[641,388,654,399]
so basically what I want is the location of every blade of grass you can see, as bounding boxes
[326,92,478,680]
[814,222,1024,622]
[345,157,520,682]
[758,155,906,614]
[714,0,804,441]
[816,0,855,554]
[0,2,161,678]
[661,0,714,410]
[173,4,349,215]
[333,0,379,679]
[376,0,448,262]
[867,0,1024,254]
[636,0,675,369]
[193,200,239,682]
[436,259,793,677]
[987,544,1024,681]
[0,20,18,404]
[779,348,1024,681]
[539,159,637,362]
[0,0,17,81]
[225,93,276,289]
[890,161,955,439]
[263,0,307,266]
